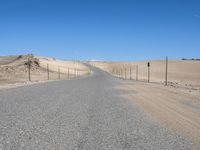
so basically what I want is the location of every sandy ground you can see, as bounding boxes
[0,55,90,89]
[115,80,200,147]
[90,60,200,86]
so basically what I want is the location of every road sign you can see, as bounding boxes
[147,62,150,67]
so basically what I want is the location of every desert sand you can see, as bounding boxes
[0,55,90,89]
[90,60,200,94]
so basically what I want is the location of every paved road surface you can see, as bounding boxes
[0,66,197,149]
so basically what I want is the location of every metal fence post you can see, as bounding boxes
[130,67,132,80]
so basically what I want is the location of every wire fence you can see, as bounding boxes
[0,54,92,85]
[108,57,169,85]
[91,57,200,87]
[26,59,91,82]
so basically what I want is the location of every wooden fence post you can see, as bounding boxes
[68,68,69,79]
[47,64,49,80]
[58,66,60,80]
[165,56,168,85]
[28,58,31,81]
[118,69,119,78]
[136,65,138,81]
[74,69,76,78]
[125,68,127,79]
[121,68,123,79]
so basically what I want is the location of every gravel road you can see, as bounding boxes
[0,66,197,149]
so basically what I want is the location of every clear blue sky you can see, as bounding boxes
[0,0,200,61]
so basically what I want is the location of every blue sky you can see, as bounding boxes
[0,0,200,61]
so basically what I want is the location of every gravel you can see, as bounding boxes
[0,66,197,149]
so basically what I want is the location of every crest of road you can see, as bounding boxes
[0,65,197,149]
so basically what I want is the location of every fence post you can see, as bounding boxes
[68,68,69,79]
[125,68,127,79]
[147,62,150,83]
[118,69,119,78]
[58,66,60,80]
[121,68,123,79]
[165,56,168,85]
[47,64,49,80]
[136,65,138,81]
[28,58,31,81]
[74,68,76,78]
[130,67,132,80]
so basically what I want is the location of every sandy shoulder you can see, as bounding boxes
[116,80,200,147]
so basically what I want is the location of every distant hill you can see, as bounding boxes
[181,58,200,61]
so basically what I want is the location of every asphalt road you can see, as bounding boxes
[0,66,197,149]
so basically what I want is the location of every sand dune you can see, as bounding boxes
[0,55,90,89]
[90,60,200,88]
